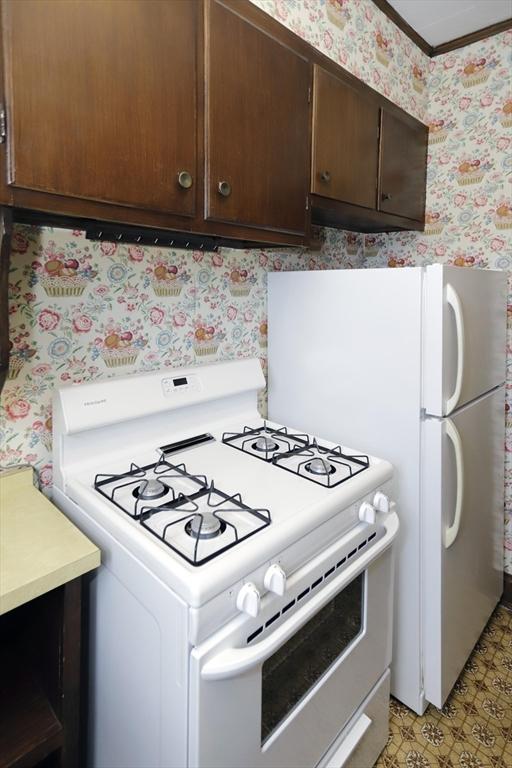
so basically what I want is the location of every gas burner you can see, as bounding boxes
[274,441,369,488]
[305,458,335,476]
[223,424,370,488]
[133,478,169,500]
[94,455,206,519]
[223,422,309,460]
[253,435,279,452]
[185,513,227,540]
[140,482,271,566]
[95,460,271,566]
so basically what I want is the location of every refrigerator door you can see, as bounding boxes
[423,264,507,417]
[422,386,504,708]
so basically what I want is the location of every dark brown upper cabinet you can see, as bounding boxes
[310,65,427,233]
[2,0,198,218]
[205,0,310,236]
[0,0,426,245]
[311,66,379,211]
[379,109,428,223]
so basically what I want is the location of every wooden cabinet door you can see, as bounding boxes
[205,0,310,235]
[2,0,198,217]
[379,109,427,222]
[311,66,379,210]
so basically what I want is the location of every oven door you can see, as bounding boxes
[188,512,398,768]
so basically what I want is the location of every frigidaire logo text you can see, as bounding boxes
[84,399,107,407]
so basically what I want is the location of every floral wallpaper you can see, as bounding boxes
[363,30,512,573]
[0,0,511,571]
[0,225,363,489]
[250,0,430,122]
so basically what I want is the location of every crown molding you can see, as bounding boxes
[371,0,433,55]
[431,17,512,55]
[371,0,512,58]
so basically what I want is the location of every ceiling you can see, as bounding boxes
[387,0,512,47]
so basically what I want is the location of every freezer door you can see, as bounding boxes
[422,386,504,708]
[423,264,506,417]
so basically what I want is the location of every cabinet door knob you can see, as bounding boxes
[320,170,331,183]
[177,171,193,189]
[381,192,392,201]
[217,180,232,197]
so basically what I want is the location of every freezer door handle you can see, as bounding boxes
[445,284,465,414]
[444,419,464,548]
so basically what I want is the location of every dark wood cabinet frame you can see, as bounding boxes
[310,64,428,232]
[0,0,427,248]
[0,578,85,768]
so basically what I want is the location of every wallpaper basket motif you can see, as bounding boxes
[462,70,490,88]
[100,348,140,368]
[429,131,448,144]
[7,358,25,379]
[40,276,88,296]
[457,174,484,186]
[151,279,184,297]
[325,0,349,30]
[194,342,220,357]
[494,205,512,230]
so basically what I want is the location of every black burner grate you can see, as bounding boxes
[94,453,207,518]
[222,423,370,488]
[139,482,271,566]
[94,457,271,566]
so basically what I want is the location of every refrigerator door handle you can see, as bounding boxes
[445,284,465,414]
[444,418,464,549]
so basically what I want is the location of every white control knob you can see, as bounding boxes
[236,582,260,617]
[373,491,390,514]
[359,502,376,525]
[264,564,287,596]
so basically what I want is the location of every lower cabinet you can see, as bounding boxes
[0,579,85,768]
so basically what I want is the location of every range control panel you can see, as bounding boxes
[161,374,201,397]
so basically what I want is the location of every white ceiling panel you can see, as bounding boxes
[388,0,512,47]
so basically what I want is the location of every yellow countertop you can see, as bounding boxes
[0,466,100,615]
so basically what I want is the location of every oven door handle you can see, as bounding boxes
[200,509,398,681]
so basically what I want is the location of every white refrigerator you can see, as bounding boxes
[267,264,506,714]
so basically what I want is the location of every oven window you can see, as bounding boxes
[261,572,364,743]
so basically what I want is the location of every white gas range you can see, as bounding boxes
[52,358,398,768]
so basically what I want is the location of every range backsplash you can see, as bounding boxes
[1,224,365,486]
[1,1,510,571]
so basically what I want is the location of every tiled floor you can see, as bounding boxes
[377,605,512,768]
